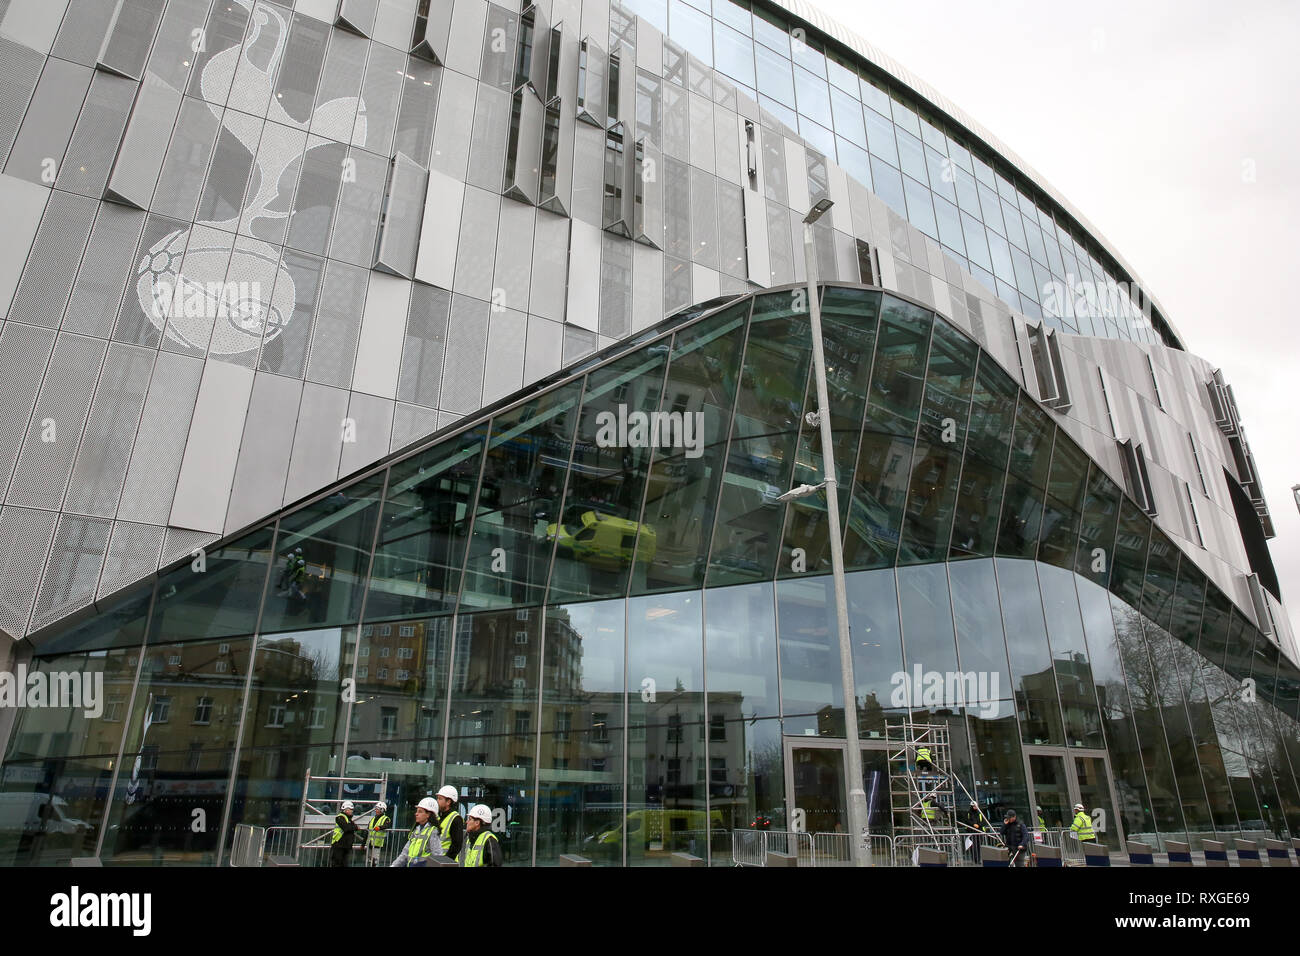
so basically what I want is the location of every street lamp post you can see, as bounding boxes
[793,199,871,865]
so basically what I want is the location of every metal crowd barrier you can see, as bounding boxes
[729,830,813,866]
[261,825,411,867]
[229,824,266,867]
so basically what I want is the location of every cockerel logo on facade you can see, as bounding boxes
[137,0,368,356]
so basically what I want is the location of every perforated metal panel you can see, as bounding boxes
[8,191,98,329]
[0,323,57,500]
[64,342,155,517]
[258,248,322,378]
[305,259,367,388]
[311,27,366,142]
[51,0,118,67]
[482,308,526,404]
[397,284,449,407]
[329,147,387,267]
[116,350,204,524]
[55,70,136,198]
[390,401,439,452]
[0,37,45,170]
[4,56,92,186]
[438,295,487,415]
[224,371,300,532]
[150,97,221,222]
[28,515,112,631]
[160,526,217,569]
[97,519,164,599]
[0,506,58,637]
[6,333,108,510]
[284,381,348,502]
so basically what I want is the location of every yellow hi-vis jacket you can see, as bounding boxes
[1071,810,1095,841]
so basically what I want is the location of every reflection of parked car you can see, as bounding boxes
[547,510,656,570]
[0,792,89,836]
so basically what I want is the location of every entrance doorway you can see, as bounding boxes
[1023,746,1122,845]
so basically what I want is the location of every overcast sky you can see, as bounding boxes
[812,0,1300,632]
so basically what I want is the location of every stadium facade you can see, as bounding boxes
[0,0,1294,866]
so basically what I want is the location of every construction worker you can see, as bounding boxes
[1071,803,1095,842]
[390,797,444,867]
[1000,809,1030,867]
[365,800,390,866]
[916,746,934,774]
[919,798,940,824]
[435,784,465,862]
[1036,805,1046,831]
[329,800,359,867]
[463,804,502,867]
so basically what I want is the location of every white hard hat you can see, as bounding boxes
[341,800,354,810]
[1074,803,1085,811]
[437,785,459,801]
[468,804,492,823]
[374,801,387,811]
[417,797,438,812]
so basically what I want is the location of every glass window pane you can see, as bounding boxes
[780,288,880,576]
[259,473,384,634]
[706,580,779,720]
[462,382,583,609]
[632,303,748,593]
[792,66,831,128]
[537,600,625,866]
[548,348,668,604]
[712,21,754,89]
[444,608,540,865]
[865,297,933,437]
[365,426,487,622]
[626,591,706,863]
[707,293,812,586]
[777,576,843,736]
[997,558,1064,746]
[1038,563,1104,748]
[754,41,794,106]
[868,156,904,216]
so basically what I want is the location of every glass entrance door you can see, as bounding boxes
[1027,753,1072,832]
[1024,746,1123,846]
[788,744,846,835]
[1074,755,1119,846]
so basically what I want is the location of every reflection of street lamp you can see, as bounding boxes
[792,198,870,866]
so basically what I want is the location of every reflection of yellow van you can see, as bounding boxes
[547,510,656,570]
[595,808,723,847]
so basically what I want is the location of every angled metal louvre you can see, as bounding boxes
[634,138,662,249]
[576,36,606,128]
[104,73,180,210]
[504,83,546,206]
[410,0,454,63]
[601,122,632,237]
[96,0,165,81]
[373,152,430,280]
[335,0,380,38]
[1247,572,1276,636]
[513,4,552,96]
[1117,437,1158,518]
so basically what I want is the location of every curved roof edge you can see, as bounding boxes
[767,0,1186,350]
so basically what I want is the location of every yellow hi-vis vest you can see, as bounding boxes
[438,809,462,855]
[369,813,390,848]
[331,813,349,845]
[917,747,932,765]
[1071,810,1095,841]
[404,821,438,861]
[464,829,498,868]
[921,800,938,820]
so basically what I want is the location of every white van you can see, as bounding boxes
[0,792,89,836]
